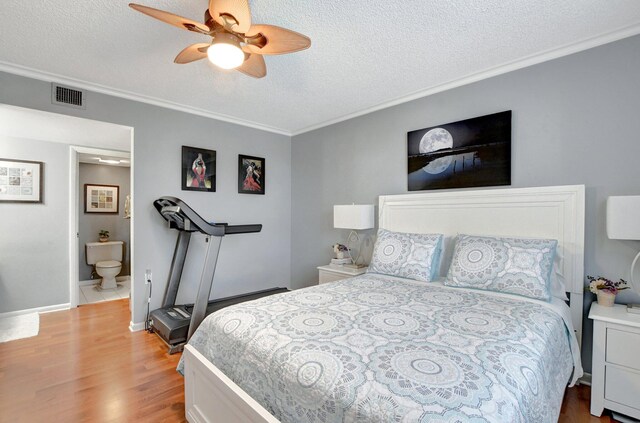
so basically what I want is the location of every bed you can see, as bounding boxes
[181,184,585,423]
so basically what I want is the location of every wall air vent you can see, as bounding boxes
[51,83,86,109]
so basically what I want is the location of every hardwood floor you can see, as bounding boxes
[0,300,186,422]
[0,299,620,422]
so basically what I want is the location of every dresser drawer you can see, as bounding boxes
[605,365,640,410]
[607,328,640,370]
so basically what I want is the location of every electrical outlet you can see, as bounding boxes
[145,269,152,283]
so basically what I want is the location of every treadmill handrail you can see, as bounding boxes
[153,197,262,236]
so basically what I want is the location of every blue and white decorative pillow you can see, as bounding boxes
[368,229,443,282]
[445,234,557,301]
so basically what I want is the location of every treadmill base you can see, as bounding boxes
[150,287,289,354]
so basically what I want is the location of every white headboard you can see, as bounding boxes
[379,185,585,345]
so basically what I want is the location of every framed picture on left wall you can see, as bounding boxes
[84,184,119,213]
[0,158,43,203]
[182,146,216,192]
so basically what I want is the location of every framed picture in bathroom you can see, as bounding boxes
[0,158,43,203]
[84,184,119,214]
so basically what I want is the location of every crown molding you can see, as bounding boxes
[0,61,292,136]
[290,23,640,136]
[2,22,639,138]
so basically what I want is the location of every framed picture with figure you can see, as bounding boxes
[238,154,265,195]
[182,146,216,192]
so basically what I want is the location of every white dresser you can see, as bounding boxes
[589,303,640,420]
[317,265,367,284]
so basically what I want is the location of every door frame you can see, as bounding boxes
[69,143,133,310]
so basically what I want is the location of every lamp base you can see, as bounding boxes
[627,304,640,315]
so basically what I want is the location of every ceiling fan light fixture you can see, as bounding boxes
[207,33,244,69]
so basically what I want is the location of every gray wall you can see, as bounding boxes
[78,163,131,280]
[0,73,292,324]
[291,34,640,372]
[0,136,70,312]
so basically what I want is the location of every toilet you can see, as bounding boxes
[86,241,124,290]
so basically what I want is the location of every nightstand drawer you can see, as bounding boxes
[318,265,367,285]
[607,328,640,371]
[319,271,346,284]
[605,366,640,410]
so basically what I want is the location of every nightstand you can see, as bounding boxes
[317,265,367,285]
[589,303,640,420]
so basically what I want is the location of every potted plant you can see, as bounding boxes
[587,275,629,307]
[99,230,110,243]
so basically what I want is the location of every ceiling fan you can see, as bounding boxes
[129,0,311,78]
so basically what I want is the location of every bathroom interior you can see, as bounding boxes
[78,153,131,304]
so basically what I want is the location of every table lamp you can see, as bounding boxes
[334,204,375,268]
[607,195,640,313]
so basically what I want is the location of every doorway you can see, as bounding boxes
[74,149,131,305]
[69,144,134,310]
[0,104,134,322]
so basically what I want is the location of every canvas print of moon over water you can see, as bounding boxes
[407,110,511,191]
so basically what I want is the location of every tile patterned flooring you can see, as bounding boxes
[78,278,131,305]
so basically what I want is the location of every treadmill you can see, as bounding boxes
[150,197,288,353]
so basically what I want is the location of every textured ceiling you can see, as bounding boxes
[1,1,640,134]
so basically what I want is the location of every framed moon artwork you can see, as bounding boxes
[407,110,511,191]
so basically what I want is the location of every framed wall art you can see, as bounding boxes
[85,184,119,213]
[407,110,512,191]
[182,145,216,192]
[0,158,43,203]
[238,154,265,195]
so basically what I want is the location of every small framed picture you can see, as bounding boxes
[238,154,265,195]
[85,184,119,213]
[0,158,43,203]
[182,146,216,192]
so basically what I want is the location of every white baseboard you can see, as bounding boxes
[129,321,146,332]
[0,303,70,319]
[579,372,592,386]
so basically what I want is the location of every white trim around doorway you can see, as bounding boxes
[68,141,133,317]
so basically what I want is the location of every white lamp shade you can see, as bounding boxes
[334,205,374,230]
[607,196,640,240]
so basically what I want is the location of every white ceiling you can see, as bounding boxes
[78,153,131,167]
[1,1,640,135]
[0,104,132,151]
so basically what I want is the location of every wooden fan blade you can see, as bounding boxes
[174,43,210,64]
[209,0,252,33]
[129,3,210,34]
[236,54,266,78]
[244,25,311,55]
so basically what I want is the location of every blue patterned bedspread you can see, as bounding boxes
[181,274,580,423]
